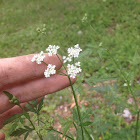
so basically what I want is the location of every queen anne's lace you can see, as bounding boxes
[31,51,45,64]
[46,45,60,56]
[44,64,56,78]
[67,63,82,78]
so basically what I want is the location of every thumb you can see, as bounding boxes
[0,132,5,140]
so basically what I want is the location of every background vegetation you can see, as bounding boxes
[0,0,140,139]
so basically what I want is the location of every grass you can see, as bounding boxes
[0,0,140,139]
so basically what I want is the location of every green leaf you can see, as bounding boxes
[89,84,112,93]
[80,121,93,126]
[76,128,82,140]
[25,103,37,113]
[24,112,30,120]
[3,91,13,100]
[10,128,28,136]
[79,48,92,58]
[29,99,37,107]
[73,108,79,123]
[81,108,91,121]
[3,114,22,125]
[24,126,33,131]
[24,132,29,140]
[63,121,73,137]
[37,98,44,112]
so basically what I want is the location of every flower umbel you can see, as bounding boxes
[31,51,45,64]
[44,64,56,78]
[67,62,82,78]
[63,44,82,63]
[46,45,60,56]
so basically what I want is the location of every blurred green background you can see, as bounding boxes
[0,0,140,139]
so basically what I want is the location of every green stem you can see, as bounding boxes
[37,113,40,126]
[50,128,74,140]
[38,119,74,140]
[135,110,140,140]
[18,105,43,140]
[56,54,84,139]
[68,75,84,140]
[56,54,67,72]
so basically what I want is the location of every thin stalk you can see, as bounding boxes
[56,54,67,72]
[18,105,43,140]
[73,122,78,131]
[135,110,140,140]
[83,127,92,140]
[50,128,74,140]
[56,54,84,139]
[37,113,40,126]
[68,75,84,140]
[38,120,74,140]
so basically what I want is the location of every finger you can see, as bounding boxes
[0,132,5,140]
[0,97,43,129]
[0,70,76,114]
[0,54,62,90]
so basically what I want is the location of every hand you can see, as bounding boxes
[0,53,75,139]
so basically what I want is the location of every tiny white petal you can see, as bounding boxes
[44,64,56,78]
[46,45,60,56]
[67,44,82,58]
[31,51,45,64]
[67,63,82,78]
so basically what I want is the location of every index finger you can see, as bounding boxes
[0,54,62,90]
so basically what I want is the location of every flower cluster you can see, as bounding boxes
[46,45,60,56]
[63,44,82,63]
[31,44,82,79]
[31,51,45,64]
[44,64,56,78]
[67,62,82,78]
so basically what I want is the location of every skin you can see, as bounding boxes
[0,53,76,140]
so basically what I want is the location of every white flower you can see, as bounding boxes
[123,109,132,120]
[31,51,45,64]
[46,45,60,56]
[44,64,56,78]
[68,44,82,58]
[63,44,82,63]
[63,56,72,63]
[67,63,82,78]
